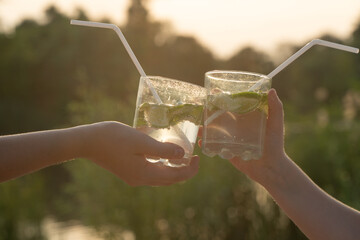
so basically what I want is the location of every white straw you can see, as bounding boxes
[70,20,194,149]
[204,110,225,125]
[70,20,162,103]
[205,40,359,125]
[268,39,359,79]
[248,39,359,91]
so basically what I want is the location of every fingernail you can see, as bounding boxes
[174,147,185,158]
[269,89,276,99]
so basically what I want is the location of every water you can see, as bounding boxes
[202,109,267,160]
[43,217,135,240]
[137,121,199,167]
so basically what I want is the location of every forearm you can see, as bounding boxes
[0,124,94,182]
[262,155,360,240]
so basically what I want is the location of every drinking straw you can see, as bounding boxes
[70,20,162,104]
[269,39,358,78]
[206,39,359,125]
[71,20,193,153]
[249,39,359,91]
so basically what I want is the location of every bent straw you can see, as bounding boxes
[205,39,359,125]
[71,20,193,154]
[70,20,162,104]
[249,39,359,91]
[269,39,358,78]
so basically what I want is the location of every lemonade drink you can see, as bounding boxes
[134,76,205,167]
[202,71,271,160]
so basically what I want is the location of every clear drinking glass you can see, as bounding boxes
[202,70,272,160]
[133,76,206,167]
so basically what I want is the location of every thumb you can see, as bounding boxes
[140,137,185,159]
[267,88,284,138]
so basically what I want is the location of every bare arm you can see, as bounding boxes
[229,89,360,240]
[0,121,199,186]
[0,125,87,182]
[261,154,360,240]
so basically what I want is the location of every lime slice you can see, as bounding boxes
[137,103,203,128]
[141,103,170,128]
[258,94,269,115]
[170,104,204,126]
[209,91,267,114]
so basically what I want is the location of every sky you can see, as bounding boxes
[1,0,360,59]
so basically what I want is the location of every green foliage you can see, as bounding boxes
[286,121,360,210]
[224,46,275,74]
[0,0,360,239]
[63,156,306,240]
[0,174,46,239]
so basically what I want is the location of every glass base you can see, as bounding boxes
[146,156,192,168]
[202,142,262,161]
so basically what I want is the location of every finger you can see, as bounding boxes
[139,136,185,159]
[267,89,284,135]
[164,156,200,183]
[144,156,200,185]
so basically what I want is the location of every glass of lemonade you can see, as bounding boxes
[133,76,206,167]
[202,70,272,160]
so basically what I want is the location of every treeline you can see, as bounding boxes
[0,1,360,239]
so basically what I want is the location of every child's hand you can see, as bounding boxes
[87,121,199,186]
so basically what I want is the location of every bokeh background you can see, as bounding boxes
[1,0,360,239]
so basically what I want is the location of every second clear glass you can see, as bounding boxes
[202,70,272,160]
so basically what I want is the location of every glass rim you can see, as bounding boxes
[140,75,205,91]
[205,70,271,82]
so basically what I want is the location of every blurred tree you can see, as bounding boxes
[0,174,46,239]
[350,19,360,77]
[157,35,217,86]
[224,46,275,74]
[0,1,359,239]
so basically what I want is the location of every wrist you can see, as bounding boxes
[66,123,101,160]
[74,121,121,160]
[257,153,292,190]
